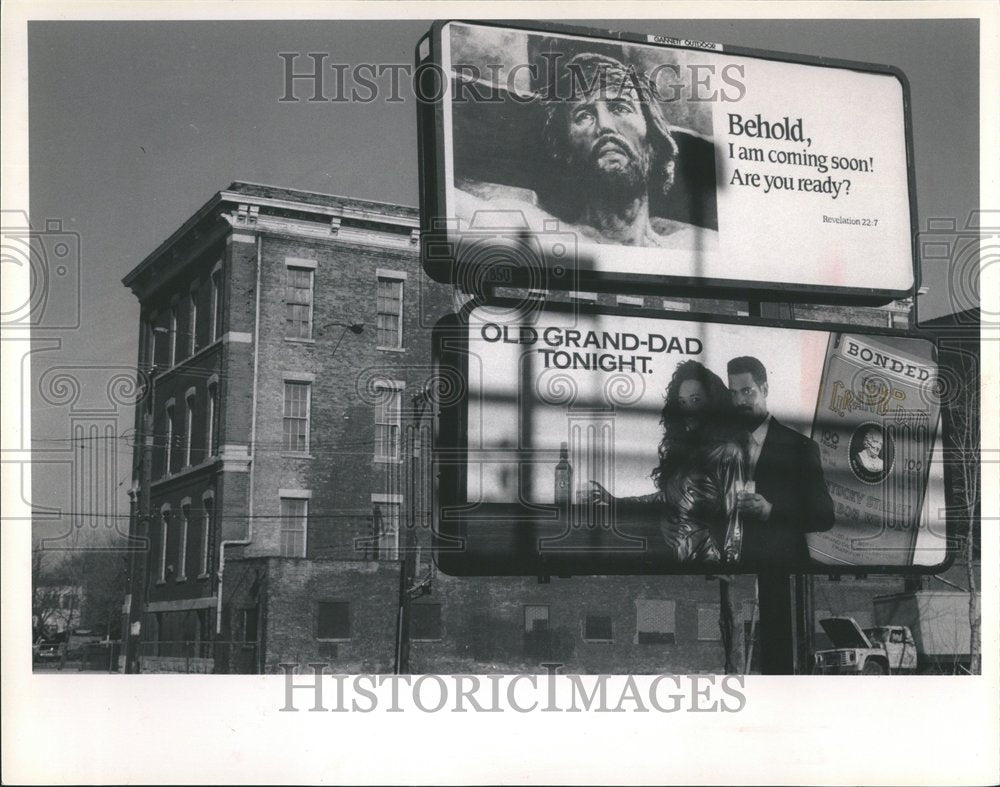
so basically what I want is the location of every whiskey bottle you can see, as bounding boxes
[554,442,572,505]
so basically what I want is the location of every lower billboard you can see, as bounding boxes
[433,301,951,575]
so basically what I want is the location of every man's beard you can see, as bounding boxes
[736,407,765,430]
[569,137,651,202]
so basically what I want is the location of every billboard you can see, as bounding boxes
[433,301,950,576]
[417,21,917,303]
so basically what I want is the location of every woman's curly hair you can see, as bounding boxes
[650,360,739,493]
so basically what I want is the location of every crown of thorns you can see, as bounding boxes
[541,52,679,162]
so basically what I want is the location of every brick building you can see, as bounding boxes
[122,182,920,674]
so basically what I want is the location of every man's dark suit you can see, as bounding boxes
[741,417,835,568]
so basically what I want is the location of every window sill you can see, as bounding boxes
[152,338,224,378]
[197,573,211,580]
[280,453,315,459]
[153,459,219,488]
[175,577,187,584]
[377,346,406,353]
[374,456,403,464]
[155,580,167,586]
[285,337,316,345]
[316,638,351,643]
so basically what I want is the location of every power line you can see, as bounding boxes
[34,512,413,519]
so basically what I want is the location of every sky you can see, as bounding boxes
[24,16,981,546]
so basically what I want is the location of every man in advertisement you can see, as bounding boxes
[852,425,887,477]
[537,50,711,248]
[726,356,835,567]
[452,37,719,249]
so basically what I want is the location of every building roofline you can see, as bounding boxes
[121,190,226,289]
[225,180,418,217]
[121,181,419,291]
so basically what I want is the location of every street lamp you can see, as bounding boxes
[321,321,365,356]
[322,320,364,334]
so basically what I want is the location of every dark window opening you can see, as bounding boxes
[317,601,350,640]
[411,603,442,640]
[584,614,613,642]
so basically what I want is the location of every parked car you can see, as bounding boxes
[33,639,61,663]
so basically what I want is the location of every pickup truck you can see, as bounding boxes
[813,617,917,675]
[813,590,974,675]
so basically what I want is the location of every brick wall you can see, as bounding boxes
[225,557,402,674]
[248,232,452,560]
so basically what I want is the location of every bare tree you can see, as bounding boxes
[32,532,128,643]
[939,341,980,674]
[32,547,77,639]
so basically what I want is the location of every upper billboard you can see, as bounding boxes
[433,302,951,576]
[417,21,916,302]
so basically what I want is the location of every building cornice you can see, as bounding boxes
[122,182,420,300]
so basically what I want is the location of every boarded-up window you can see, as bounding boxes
[584,614,613,642]
[374,502,400,561]
[376,277,403,349]
[411,603,442,640]
[280,497,307,557]
[697,603,721,640]
[211,269,223,341]
[524,604,552,656]
[242,607,259,643]
[636,599,675,644]
[317,601,350,639]
[524,605,549,633]
[374,382,402,461]
[282,381,310,453]
[285,267,313,339]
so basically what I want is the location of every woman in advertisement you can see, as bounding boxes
[585,360,746,564]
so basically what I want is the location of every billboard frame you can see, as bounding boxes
[431,297,956,578]
[416,19,920,306]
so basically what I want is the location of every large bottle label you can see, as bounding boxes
[808,333,939,566]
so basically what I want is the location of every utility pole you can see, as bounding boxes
[394,386,432,674]
[124,370,155,673]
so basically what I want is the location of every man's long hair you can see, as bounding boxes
[538,52,679,222]
[650,360,739,493]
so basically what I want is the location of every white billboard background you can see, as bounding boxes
[440,22,913,293]
[462,305,946,566]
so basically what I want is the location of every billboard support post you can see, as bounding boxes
[795,574,815,672]
[757,573,795,674]
[749,298,805,676]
